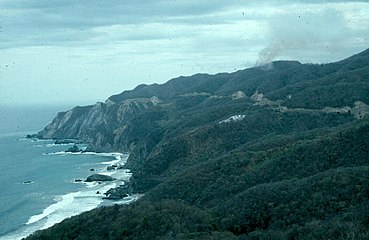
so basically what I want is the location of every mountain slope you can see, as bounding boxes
[29,49,369,240]
[38,49,369,152]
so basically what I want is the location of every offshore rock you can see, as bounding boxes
[107,166,116,171]
[85,174,115,182]
[54,139,81,145]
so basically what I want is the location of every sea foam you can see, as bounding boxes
[24,152,130,230]
[26,181,118,229]
[26,192,79,225]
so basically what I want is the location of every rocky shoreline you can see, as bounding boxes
[76,153,134,201]
[83,173,133,200]
[27,136,135,202]
[83,163,134,200]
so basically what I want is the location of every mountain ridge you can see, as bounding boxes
[38,49,369,152]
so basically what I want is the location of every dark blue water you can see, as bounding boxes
[0,105,132,239]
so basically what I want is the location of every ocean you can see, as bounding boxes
[0,105,135,240]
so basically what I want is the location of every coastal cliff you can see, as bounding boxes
[38,97,161,152]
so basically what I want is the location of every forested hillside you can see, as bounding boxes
[27,49,369,239]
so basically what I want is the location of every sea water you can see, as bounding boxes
[0,105,135,239]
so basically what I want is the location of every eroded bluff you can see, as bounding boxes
[38,97,161,152]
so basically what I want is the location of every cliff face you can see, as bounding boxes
[38,97,161,152]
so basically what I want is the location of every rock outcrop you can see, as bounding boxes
[104,182,133,199]
[85,174,115,182]
[66,145,81,153]
[38,97,161,152]
[231,91,246,100]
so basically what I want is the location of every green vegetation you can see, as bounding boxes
[27,49,369,239]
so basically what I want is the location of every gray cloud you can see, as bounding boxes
[2,0,368,50]
[1,0,369,105]
[0,0,238,48]
[256,5,369,64]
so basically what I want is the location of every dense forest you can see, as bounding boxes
[27,49,369,239]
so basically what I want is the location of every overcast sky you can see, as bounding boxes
[1,0,369,106]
